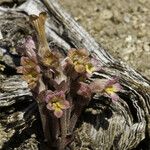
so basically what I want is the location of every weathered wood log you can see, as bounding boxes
[0,0,149,149]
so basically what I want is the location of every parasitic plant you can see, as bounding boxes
[17,12,122,150]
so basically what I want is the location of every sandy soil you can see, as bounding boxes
[60,0,150,79]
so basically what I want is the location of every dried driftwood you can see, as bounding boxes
[0,0,150,149]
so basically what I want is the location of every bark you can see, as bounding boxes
[0,0,150,149]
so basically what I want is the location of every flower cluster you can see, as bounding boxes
[66,48,95,74]
[17,12,123,117]
[17,36,41,89]
[17,12,123,149]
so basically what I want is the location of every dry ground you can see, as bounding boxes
[60,0,150,79]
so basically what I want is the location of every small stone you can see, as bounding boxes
[2,54,15,68]
[125,35,132,43]
[113,10,122,23]
[143,43,150,52]
[94,7,100,12]
[0,64,5,71]
[31,134,36,138]
[138,0,146,4]
[74,16,81,21]
[124,14,130,23]
[124,55,129,61]
[0,31,3,40]
[101,9,113,20]
[0,48,6,57]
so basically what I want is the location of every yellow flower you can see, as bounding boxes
[42,52,59,68]
[90,78,122,101]
[85,63,95,74]
[23,68,40,89]
[17,56,41,89]
[67,48,95,74]
[45,91,70,118]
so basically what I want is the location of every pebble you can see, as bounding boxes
[124,14,130,23]
[113,10,122,23]
[138,0,146,4]
[125,35,132,43]
[124,55,129,61]
[143,43,150,52]
[31,134,36,138]
[101,9,113,20]
[0,31,3,39]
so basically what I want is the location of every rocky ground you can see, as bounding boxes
[60,0,150,79]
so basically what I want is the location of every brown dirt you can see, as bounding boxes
[60,0,150,79]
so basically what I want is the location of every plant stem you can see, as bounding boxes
[59,111,67,150]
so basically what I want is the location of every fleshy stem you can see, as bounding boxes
[59,111,67,150]
[29,12,54,148]
[69,104,83,134]
[49,114,60,149]
[38,101,52,145]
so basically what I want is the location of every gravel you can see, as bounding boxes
[60,0,150,79]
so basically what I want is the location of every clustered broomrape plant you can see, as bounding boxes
[17,12,123,150]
